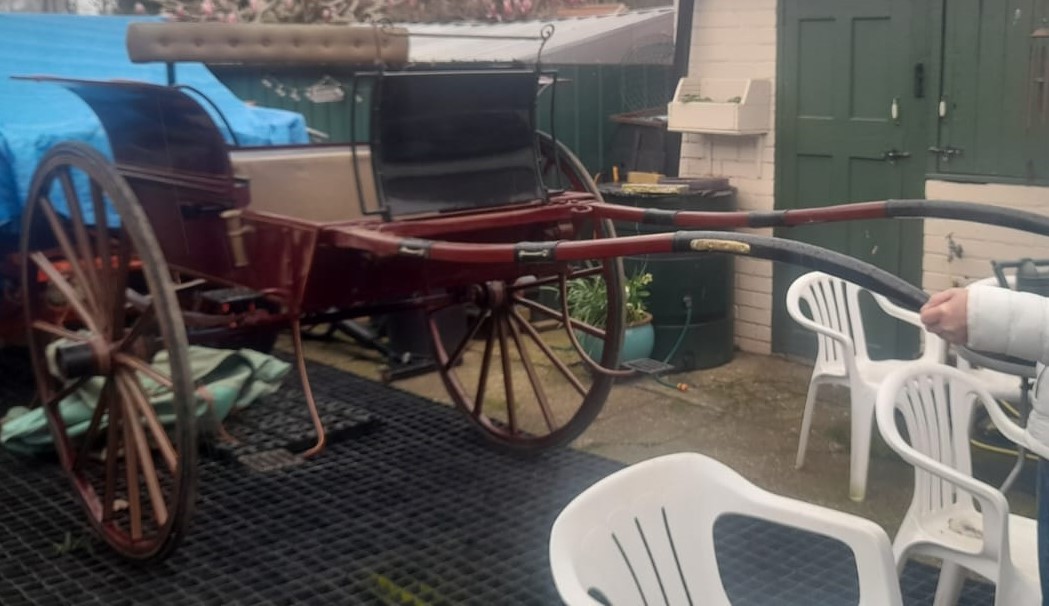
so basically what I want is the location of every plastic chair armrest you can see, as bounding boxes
[871,292,947,362]
[871,292,924,327]
[745,491,903,605]
[982,396,1049,459]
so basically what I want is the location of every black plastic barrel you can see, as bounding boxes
[600,181,737,371]
[1016,259,1049,296]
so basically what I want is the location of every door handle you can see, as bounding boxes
[882,149,911,165]
[928,146,963,162]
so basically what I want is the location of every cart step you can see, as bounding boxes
[203,391,380,467]
[622,358,675,375]
[380,355,442,383]
[199,287,267,306]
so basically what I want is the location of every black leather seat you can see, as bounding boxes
[370,70,546,217]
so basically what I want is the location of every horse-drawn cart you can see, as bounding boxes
[4,22,1049,562]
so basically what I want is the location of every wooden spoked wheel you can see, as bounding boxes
[427,235,625,452]
[20,142,197,561]
[427,136,626,452]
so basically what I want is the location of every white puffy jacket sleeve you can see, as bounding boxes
[966,284,1049,455]
[967,284,1049,364]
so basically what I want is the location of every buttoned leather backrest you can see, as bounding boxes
[126,22,408,66]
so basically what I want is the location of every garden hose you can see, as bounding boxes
[970,398,1040,462]
[662,295,693,366]
[653,375,691,392]
[649,296,695,394]
[971,440,1039,462]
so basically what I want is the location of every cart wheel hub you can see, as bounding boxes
[478,281,509,310]
[54,337,112,379]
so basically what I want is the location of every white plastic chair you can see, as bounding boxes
[875,363,1041,606]
[549,452,904,606]
[787,271,947,502]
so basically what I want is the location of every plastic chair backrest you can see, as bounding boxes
[787,272,867,369]
[549,453,903,606]
[787,271,944,370]
[875,363,1012,565]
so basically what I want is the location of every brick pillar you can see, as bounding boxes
[679,0,777,354]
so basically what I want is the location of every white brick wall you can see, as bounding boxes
[681,0,778,354]
[923,180,1049,292]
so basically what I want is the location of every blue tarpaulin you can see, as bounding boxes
[0,14,309,233]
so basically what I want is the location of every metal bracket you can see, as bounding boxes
[882,149,912,165]
[220,210,254,268]
[689,239,751,254]
[928,146,964,162]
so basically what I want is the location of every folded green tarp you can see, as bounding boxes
[1,346,291,455]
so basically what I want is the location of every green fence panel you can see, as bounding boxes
[211,63,673,176]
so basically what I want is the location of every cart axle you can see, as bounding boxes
[54,338,110,379]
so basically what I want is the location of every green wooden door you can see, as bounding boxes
[935,0,1049,182]
[773,0,930,360]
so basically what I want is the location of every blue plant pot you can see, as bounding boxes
[578,318,655,366]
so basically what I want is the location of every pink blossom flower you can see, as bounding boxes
[133,1,145,13]
[226,11,238,22]
[201,0,214,16]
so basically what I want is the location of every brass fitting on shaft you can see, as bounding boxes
[221,209,253,268]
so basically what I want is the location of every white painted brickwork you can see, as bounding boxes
[924,180,1049,292]
[682,0,777,354]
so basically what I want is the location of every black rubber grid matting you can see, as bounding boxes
[714,515,997,606]
[0,350,996,605]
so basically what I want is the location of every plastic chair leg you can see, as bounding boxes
[848,392,875,502]
[931,561,965,606]
[795,378,821,469]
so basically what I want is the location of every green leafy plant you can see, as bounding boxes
[52,531,94,557]
[567,271,652,328]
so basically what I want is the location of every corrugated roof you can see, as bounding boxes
[398,7,675,65]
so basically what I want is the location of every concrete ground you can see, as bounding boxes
[286,332,1038,538]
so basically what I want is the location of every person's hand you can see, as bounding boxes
[920,288,969,345]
